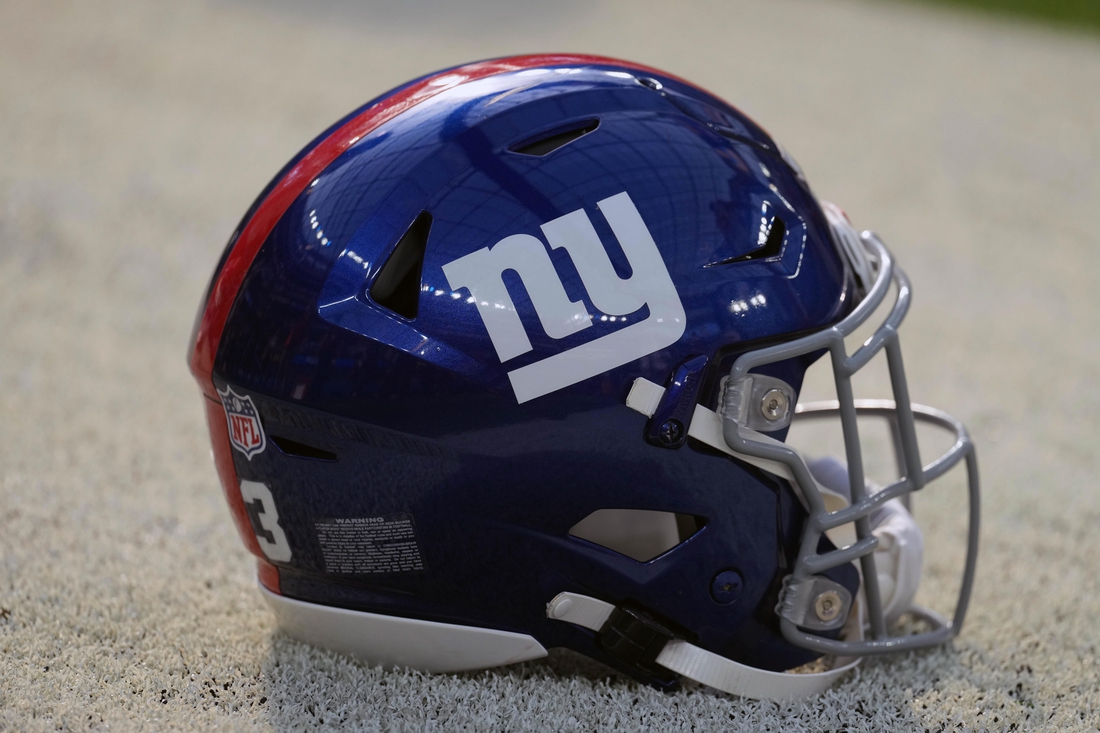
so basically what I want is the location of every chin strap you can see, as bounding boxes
[626,377,925,628]
[597,378,927,698]
[546,592,860,700]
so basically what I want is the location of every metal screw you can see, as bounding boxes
[658,419,684,446]
[813,590,842,622]
[760,388,789,422]
[710,570,744,604]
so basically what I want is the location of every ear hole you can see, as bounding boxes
[370,211,432,319]
[569,509,704,562]
[509,119,599,156]
[270,435,337,462]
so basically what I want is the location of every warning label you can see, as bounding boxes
[314,514,425,575]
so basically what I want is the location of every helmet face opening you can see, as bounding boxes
[189,54,978,700]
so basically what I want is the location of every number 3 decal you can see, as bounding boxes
[240,480,293,562]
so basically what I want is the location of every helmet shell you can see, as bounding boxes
[191,55,858,683]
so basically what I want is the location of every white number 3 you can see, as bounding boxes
[240,480,293,562]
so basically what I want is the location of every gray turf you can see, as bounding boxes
[1,0,1099,730]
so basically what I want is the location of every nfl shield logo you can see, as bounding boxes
[219,386,267,460]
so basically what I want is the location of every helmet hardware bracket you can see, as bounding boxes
[776,575,852,632]
[644,354,708,449]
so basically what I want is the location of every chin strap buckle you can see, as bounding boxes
[597,606,678,669]
[547,591,861,700]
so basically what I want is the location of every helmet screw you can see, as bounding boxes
[658,419,684,446]
[709,570,744,605]
[760,388,789,422]
[813,590,843,623]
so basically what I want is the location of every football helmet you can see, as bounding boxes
[189,55,979,699]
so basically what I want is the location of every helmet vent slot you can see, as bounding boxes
[370,211,432,319]
[270,435,337,462]
[569,509,703,562]
[509,119,599,157]
[704,214,786,267]
[756,215,786,260]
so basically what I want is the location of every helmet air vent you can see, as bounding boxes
[704,214,786,267]
[509,119,599,157]
[569,509,704,562]
[270,435,337,462]
[754,215,786,260]
[370,211,432,319]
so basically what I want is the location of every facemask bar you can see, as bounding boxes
[721,232,980,656]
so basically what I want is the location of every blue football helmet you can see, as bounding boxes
[189,54,979,699]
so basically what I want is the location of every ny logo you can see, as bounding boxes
[442,192,685,403]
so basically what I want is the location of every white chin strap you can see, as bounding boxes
[570,378,926,699]
[807,456,924,628]
[868,499,923,626]
[546,592,860,700]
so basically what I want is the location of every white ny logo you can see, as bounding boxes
[442,192,685,403]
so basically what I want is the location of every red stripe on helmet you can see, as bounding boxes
[257,558,281,594]
[188,53,695,398]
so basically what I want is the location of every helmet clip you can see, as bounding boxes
[776,575,853,632]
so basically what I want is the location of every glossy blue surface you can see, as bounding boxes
[211,61,859,683]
